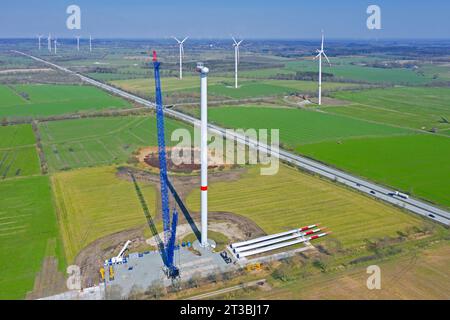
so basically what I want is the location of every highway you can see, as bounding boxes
[14,50,450,226]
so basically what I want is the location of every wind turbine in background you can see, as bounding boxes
[232,37,243,89]
[89,35,93,52]
[54,38,58,55]
[37,35,43,50]
[76,36,81,51]
[47,33,52,52]
[313,30,331,105]
[172,36,188,79]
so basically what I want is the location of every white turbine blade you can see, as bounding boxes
[181,36,188,44]
[322,51,331,65]
[237,40,244,46]
[172,36,181,43]
[321,30,324,51]
[232,36,238,45]
[313,52,321,60]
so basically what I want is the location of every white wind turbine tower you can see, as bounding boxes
[47,33,52,52]
[54,37,58,54]
[76,36,81,51]
[89,35,93,52]
[313,30,331,105]
[37,35,43,50]
[172,36,188,79]
[232,37,243,89]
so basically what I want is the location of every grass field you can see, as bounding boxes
[232,244,450,299]
[111,76,232,96]
[206,80,361,99]
[52,166,157,263]
[0,176,65,299]
[207,106,411,147]
[0,84,131,118]
[0,124,41,179]
[240,58,438,85]
[112,76,363,99]
[299,134,450,208]
[325,87,450,132]
[186,165,422,249]
[0,85,28,107]
[39,116,193,172]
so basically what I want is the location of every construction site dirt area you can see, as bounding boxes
[137,146,235,173]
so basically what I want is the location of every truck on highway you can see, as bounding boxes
[390,191,409,199]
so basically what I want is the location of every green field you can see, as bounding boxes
[240,58,438,85]
[299,134,450,208]
[0,176,65,299]
[0,85,28,107]
[0,124,41,179]
[111,76,232,96]
[207,106,411,147]
[0,124,36,148]
[0,84,131,118]
[112,76,363,99]
[206,80,361,99]
[324,87,450,133]
[39,116,193,172]
[52,166,156,263]
[186,165,422,248]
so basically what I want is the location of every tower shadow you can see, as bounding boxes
[166,178,201,242]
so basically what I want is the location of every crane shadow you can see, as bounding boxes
[129,172,167,266]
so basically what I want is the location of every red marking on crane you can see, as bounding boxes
[201,186,208,191]
[310,235,319,240]
[152,51,157,62]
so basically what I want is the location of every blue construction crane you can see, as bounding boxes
[152,51,179,278]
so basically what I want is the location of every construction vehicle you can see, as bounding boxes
[99,267,105,282]
[109,265,115,281]
[246,263,263,272]
[104,240,131,266]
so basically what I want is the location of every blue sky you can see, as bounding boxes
[0,0,449,39]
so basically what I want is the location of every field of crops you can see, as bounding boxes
[240,58,437,85]
[207,106,411,147]
[39,115,193,172]
[325,87,450,133]
[111,76,232,96]
[186,165,422,248]
[299,134,450,208]
[52,166,156,263]
[0,124,40,179]
[0,84,131,118]
[0,85,28,107]
[0,176,65,299]
[112,76,362,100]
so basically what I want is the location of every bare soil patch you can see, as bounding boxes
[26,257,67,300]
